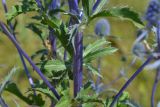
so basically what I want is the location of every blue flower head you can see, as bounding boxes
[145,0,160,26]
[94,19,110,37]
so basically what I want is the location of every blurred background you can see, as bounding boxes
[1,0,159,107]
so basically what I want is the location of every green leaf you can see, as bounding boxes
[6,0,38,21]
[55,90,71,107]
[37,59,71,80]
[42,14,62,29]
[89,7,144,28]
[54,23,74,56]
[76,83,105,106]
[31,49,48,60]
[119,92,129,101]
[32,80,57,102]
[38,59,67,72]
[5,82,45,106]
[26,23,44,42]
[83,38,110,57]
[92,0,108,15]
[0,67,17,95]
[84,63,102,77]
[83,38,117,63]
[84,47,117,62]
[5,82,33,105]
[82,0,94,19]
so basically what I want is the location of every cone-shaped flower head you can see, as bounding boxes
[145,0,160,26]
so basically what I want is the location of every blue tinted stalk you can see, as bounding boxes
[151,68,160,107]
[92,0,101,13]
[68,0,83,97]
[35,0,43,9]
[0,22,60,100]
[1,0,36,95]
[95,57,101,90]
[151,21,160,107]
[157,21,160,52]
[63,50,67,61]
[49,27,57,59]
[48,0,60,59]
[0,96,8,107]
[73,32,83,97]
[110,55,153,107]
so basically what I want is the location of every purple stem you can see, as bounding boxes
[49,27,57,59]
[0,22,60,100]
[110,55,153,107]
[0,96,8,107]
[157,21,160,52]
[95,57,101,89]
[151,21,160,107]
[73,32,83,97]
[1,0,36,95]
[48,0,61,59]
[151,69,160,107]
[35,0,43,9]
[92,0,101,13]
[68,0,83,97]
[63,50,67,61]
[68,0,79,14]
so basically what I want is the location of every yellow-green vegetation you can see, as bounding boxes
[0,0,159,107]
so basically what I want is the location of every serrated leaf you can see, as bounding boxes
[54,23,74,56]
[0,67,17,95]
[32,80,57,102]
[76,84,105,106]
[119,92,129,101]
[83,38,110,57]
[82,0,94,19]
[31,49,48,60]
[5,82,45,106]
[37,59,72,79]
[84,47,117,62]
[55,90,71,107]
[26,23,43,41]
[89,7,144,28]
[6,0,38,21]
[5,82,33,105]
[84,63,102,77]
[38,59,67,72]
[42,14,61,29]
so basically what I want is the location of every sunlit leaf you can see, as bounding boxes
[89,7,144,28]
[84,47,117,62]
[6,0,38,21]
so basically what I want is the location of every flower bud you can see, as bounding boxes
[94,19,110,37]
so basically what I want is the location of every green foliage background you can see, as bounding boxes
[0,0,159,107]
